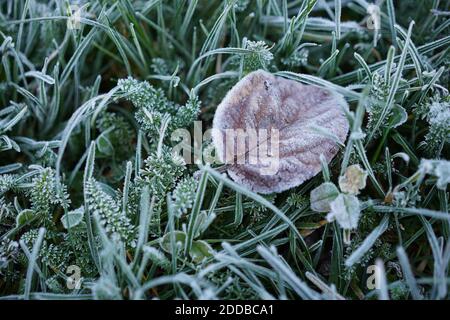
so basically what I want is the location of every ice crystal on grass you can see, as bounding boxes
[92,276,122,300]
[35,149,58,168]
[20,230,69,271]
[0,197,14,221]
[96,112,135,159]
[172,176,198,218]
[30,169,57,215]
[0,239,19,272]
[248,194,276,224]
[119,77,199,137]
[29,168,70,218]
[63,226,97,277]
[137,147,186,200]
[173,96,201,129]
[281,49,309,68]
[119,77,176,135]
[85,178,136,247]
[417,95,450,157]
[119,77,171,111]
[286,193,308,208]
[366,73,389,138]
[234,0,250,12]
[419,159,450,190]
[143,246,170,270]
[243,41,274,73]
[20,229,39,250]
[327,194,361,243]
[45,276,65,294]
[41,243,70,270]
[0,174,17,194]
[151,58,171,76]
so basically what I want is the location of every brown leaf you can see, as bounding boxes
[212,70,349,194]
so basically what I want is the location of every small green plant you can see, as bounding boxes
[0,0,449,300]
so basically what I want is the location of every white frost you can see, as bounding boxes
[326,193,360,230]
[212,70,350,194]
[338,164,368,195]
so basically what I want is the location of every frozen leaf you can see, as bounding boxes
[160,231,186,253]
[160,231,213,263]
[435,161,450,190]
[212,70,349,194]
[310,182,340,212]
[338,164,368,195]
[389,105,408,128]
[190,240,214,263]
[16,209,35,227]
[420,159,450,190]
[326,193,360,230]
[96,131,114,156]
[60,207,84,229]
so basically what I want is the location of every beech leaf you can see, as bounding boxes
[212,70,349,193]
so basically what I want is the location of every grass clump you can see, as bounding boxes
[0,0,449,300]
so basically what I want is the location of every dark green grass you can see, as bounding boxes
[0,0,449,300]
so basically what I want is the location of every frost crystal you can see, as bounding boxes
[118,77,200,136]
[424,96,449,157]
[92,276,122,300]
[338,164,368,195]
[281,49,309,68]
[435,162,450,190]
[172,177,198,218]
[212,70,349,194]
[0,239,18,271]
[143,246,170,270]
[310,182,339,212]
[85,178,136,247]
[366,73,389,138]
[0,174,17,194]
[243,41,273,73]
[326,194,360,230]
[234,0,250,12]
[420,159,450,190]
[30,168,70,220]
[138,146,186,199]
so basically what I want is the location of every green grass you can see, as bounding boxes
[0,0,449,300]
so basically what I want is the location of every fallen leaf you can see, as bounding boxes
[212,70,349,193]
